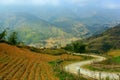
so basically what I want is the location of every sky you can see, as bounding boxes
[0,0,120,9]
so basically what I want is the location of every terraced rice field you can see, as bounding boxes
[0,43,82,80]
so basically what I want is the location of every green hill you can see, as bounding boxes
[64,24,120,53]
[86,24,120,53]
[0,13,72,45]
[0,13,113,48]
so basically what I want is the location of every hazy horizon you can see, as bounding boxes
[0,0,120,10]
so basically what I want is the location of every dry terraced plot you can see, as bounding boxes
[0,43,82,80]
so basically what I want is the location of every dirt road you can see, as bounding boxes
[65,53,120,80]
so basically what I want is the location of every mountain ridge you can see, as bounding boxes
[0,11,119,48]
[86,24,120,53]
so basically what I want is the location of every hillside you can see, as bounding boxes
[86,24,120,53]
[0,43,84,80]
[0,12,113,48]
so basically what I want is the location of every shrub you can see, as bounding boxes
[64,42,86,53]
[8,32,19,45]
[0,29,7,41]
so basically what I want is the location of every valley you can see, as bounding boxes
[0,17,120,80]
[0,11,119,48]
[0,0,120,79]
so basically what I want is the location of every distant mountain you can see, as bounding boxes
[0,13,72,44]
[86,24,120,53]
[0,9,119,48]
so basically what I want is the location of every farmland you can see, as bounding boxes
[0,43,83,80]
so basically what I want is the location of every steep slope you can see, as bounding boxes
[0,43,59,80]
[36,9,111,38]
[0,43,84,80]
[0,13,72,45]
[0,11,119,48]
[0,13,109,48]
[35,7,119,37]
[86,24,120,53]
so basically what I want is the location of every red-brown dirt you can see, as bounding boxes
[0,43,82,80]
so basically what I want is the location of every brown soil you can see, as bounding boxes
[0,43,82,80]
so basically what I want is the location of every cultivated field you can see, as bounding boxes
[0,43,82,80]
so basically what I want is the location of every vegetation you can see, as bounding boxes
[65,24,120,54]
[0,43,89,80]
[107,49,120,57]
[0,13,111,47]
[0,29,20,46]
[84,50,120,72]
[8,32,19,45]
[40,49,67,55]
[64,41,86,53]
[0,29,7,42]
[85,57,120,72]
[86,24,120,53]
[25,46,67,55]
[49,60,87,80]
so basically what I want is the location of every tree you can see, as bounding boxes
[100,42,112,53]
[0,30,7,41]
[72,42,86,53]
[64,44,74,52]
[64,42,86,53]
[8,32,18,45]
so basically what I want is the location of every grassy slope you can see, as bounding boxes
[107,50,120,57]
[86,24,120,53]
[82,25,120,72]
[0,43,85,80]
[1,13,110,48]
[84,50,120,72]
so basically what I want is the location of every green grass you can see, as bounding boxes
[49,59,87,80]
[85,64,120,72]
[99,56,120,65]
[24,46,67,55]
[110,56,120,64]
[48,54,94,80]
[41,49,67,55]
[84,56,120,72]
[108,50,120,57]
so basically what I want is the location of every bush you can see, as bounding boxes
[64,42,86,53]
[8,32,19,45]
[0,30,7,41]
[41,49,67,55]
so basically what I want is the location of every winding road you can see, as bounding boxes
[65,53,120,80]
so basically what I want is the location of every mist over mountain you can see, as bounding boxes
[0,0,120,48]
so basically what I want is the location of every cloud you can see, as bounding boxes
[0,0,97,6]
[30,0,60,6]
[101,0,120,9]
[0,0,16,5]
[0,0,60,6]
[106,4,120,9]
[0,0,120,9]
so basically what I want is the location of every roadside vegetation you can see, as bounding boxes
[64,41,86,53]
[27,46,67,55]
[83,50,120,72]
[48,53,93,80]
[49,59,87,80]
